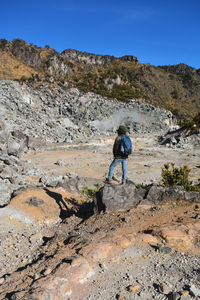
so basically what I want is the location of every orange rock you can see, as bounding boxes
[48,277,72,299]
[180,290,189,296]
[10,188,60,224]
[127,284,140,293]
[70,258,94,284]
[9,187,82,226]
[160,226,193,250]
[115,236,133,248]
[136,233,159,245]
[31,275,73,299]
[161,227,187,238]
[116,293,125,299]
[83,242,114,261]
[43,267,52,276]
[158,283,171,294]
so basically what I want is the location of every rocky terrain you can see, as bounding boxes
[0,82,199,299]
[0,78,179,206]
[0,40,200,299]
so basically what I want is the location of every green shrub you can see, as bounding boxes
[161,163,200,192]
[136,183,150,189]
[80,183,102,201]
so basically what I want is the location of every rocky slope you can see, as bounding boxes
[0,38,200,120]
[0,80,176,143]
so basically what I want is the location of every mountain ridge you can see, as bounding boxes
[0,38,200,120]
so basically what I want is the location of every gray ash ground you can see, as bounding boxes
[85,246,200,300]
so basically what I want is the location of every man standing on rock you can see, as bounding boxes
[105,125,132,185]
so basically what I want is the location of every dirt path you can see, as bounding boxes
[23,135,200,185]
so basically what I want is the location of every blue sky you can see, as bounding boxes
[0,0,200,68]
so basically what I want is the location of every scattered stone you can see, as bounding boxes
[0,178,13,206]
[66,172,78,179]
[34,273,40,280]
[144,163,152,167]
[0,277,5,285]
[43,267,53,276]
[153,244,172,254]
[180,290,189,296]
[127,284,140,293]
[180,296,193,300]
[193,214,200,219]
[190,284,200,297]
[55,159,67,166]
[39,175,63,187]
[167,292,180,300]
[116,293,125,299]
[158,283,171,294]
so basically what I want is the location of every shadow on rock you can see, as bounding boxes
[76,201,94,222]
[44,188,73,219]
[44,188,94,221]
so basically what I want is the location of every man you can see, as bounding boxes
[105,125,132,185]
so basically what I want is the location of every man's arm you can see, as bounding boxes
[113,136,121,157]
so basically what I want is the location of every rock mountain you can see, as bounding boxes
[0,38,200,121]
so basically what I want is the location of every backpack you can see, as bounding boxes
[120,135,132,155]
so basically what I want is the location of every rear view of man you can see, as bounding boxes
[105,125,132,185]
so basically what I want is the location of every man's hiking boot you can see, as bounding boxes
[112,176,120,183]
[104,179,113,184]
[121,182,126,185]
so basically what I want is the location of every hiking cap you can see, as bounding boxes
[117,125,128,133]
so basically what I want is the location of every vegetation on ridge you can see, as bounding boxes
[180,112,200,131]
[0,51,40,80]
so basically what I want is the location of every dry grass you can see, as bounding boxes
[40,49,52,61]
[0,51,39,80]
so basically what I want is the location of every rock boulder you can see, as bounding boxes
[94,181,143,212]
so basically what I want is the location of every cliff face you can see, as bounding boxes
[0,39,138,74]
[61,48,138,67]
[0,38,200,120]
